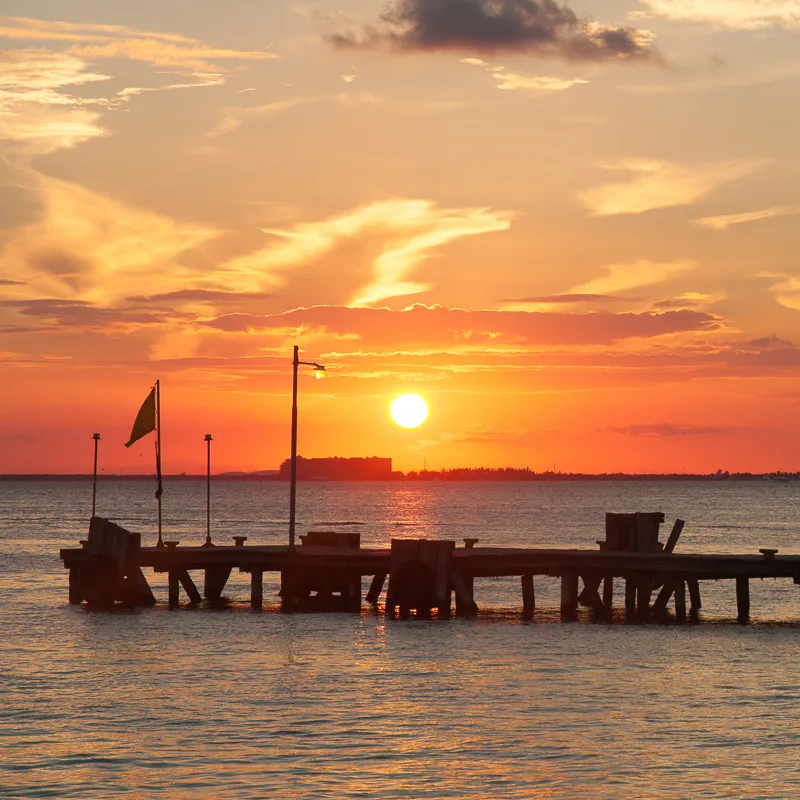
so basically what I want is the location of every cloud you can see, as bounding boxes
[325,0,660,62]
[460,58,587,91]
[0,173,220,307]
[0,49,109,154]
[761,273,800,311]
[570,259,695,295]
[205,303,720,346]
[691,206,799,231]
[208,97,313,137]
[632,1,800,30]
[609,423,725,436]
[222,199,512,305]
[579,158,767,216]
[0,16,279,72]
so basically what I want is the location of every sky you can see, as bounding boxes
[1,0,800,475]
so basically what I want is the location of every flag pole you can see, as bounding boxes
[91,432,101,518]
[155,379,164,547]
[204,434,213,546]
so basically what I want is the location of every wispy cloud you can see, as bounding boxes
[761,273,800,311]
[460,57,587,91]
[0,49,109,154]
[579,158,767,216]
[632,1,800,30]
[691,206,799,231]
[0,173,220,306]
[222,200,512,305]
[208,97,313,137]
[610,423,725,436]
[570,259,696,295]
[0,16,279,72]
[325,0,660,62]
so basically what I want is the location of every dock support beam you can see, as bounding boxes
[674,579,687,620]
[168,571,180,609]
[687,579,702,615]
[602,575,613,609]
[736,576,750,623]
[204,566,232,604]
[178,570,202,605]
[521,573,535,619]
[560,571,578,621]
[625,577,637,618]
[251,570,263,610]
[366,573,386,605]
[68,567,83,605]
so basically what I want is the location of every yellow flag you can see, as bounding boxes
[124,387,156,448]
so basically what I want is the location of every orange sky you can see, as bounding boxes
[2,1,800,474]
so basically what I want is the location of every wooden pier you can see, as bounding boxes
[60,514,800,622]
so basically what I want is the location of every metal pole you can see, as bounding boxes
[156,379,163,547]
[289,346,299,551]
[91,433,101,518]
[204,434,213,546]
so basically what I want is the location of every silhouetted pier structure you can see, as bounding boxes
[60,514,800,623]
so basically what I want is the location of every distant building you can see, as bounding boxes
[278,456,393,481]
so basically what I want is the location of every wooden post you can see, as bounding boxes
[625,577,637,618]
[451,569,478,617]
[168,571,180,609]
[602,575,613,608]
[687,578,702,613]
[674,579,687,620]
[560,571,578,621]
[177,570,202,605]
[366,573,386,605]
[653,581,675,614]
[637,575,653,617]
[663,519,685,553]
[204,565,232,602]
[68,568,83,605]
[251,570,263,610]
[736,576,750,623]
[521,573,535,619]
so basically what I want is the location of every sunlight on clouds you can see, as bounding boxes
[0,174,220,304]
[460,58,587,92]
[633,0,800,30]
[223,200,512,305]
[0,50,109,154]
[761,273,800,311]
[571,259,696,294]
[579,158,767,216]
[691,206,799,230]
[0,16,279,72]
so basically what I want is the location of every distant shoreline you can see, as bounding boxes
[1,472,795,482]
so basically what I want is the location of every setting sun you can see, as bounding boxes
[390,394,429,429]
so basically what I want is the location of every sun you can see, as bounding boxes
[390,394,429,429]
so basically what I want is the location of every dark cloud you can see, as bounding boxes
[505,293,628,304]
[205,304,719,346]
[326,0,660,62]
[0,299,182,329]
[609,424,726,437]
[652,297,702,310]
[744,335,795,350]
[0,279,25,286]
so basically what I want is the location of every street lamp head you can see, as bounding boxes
[204,434,213,442]
[314,364,326,380]
[92,432,101,440]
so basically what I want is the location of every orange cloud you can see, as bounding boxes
[579,158,767,216]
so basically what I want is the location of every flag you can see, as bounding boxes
[124,387,156,448]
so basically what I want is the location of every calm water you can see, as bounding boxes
[3,479,800,799]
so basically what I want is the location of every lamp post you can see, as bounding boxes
[203,433,214,546]
[289,345,326,551]
[91,433,101,518]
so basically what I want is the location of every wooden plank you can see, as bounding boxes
[663,519,685,553]
[177,570,202,605]
[387,539,454,614]
[560,571,578,621]
[168,571,180,609]
[365,572,386,605]
[636,574,654,616]
[521,573,535,619]
[736,576,750,623]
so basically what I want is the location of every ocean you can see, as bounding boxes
[3,478,800,799]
